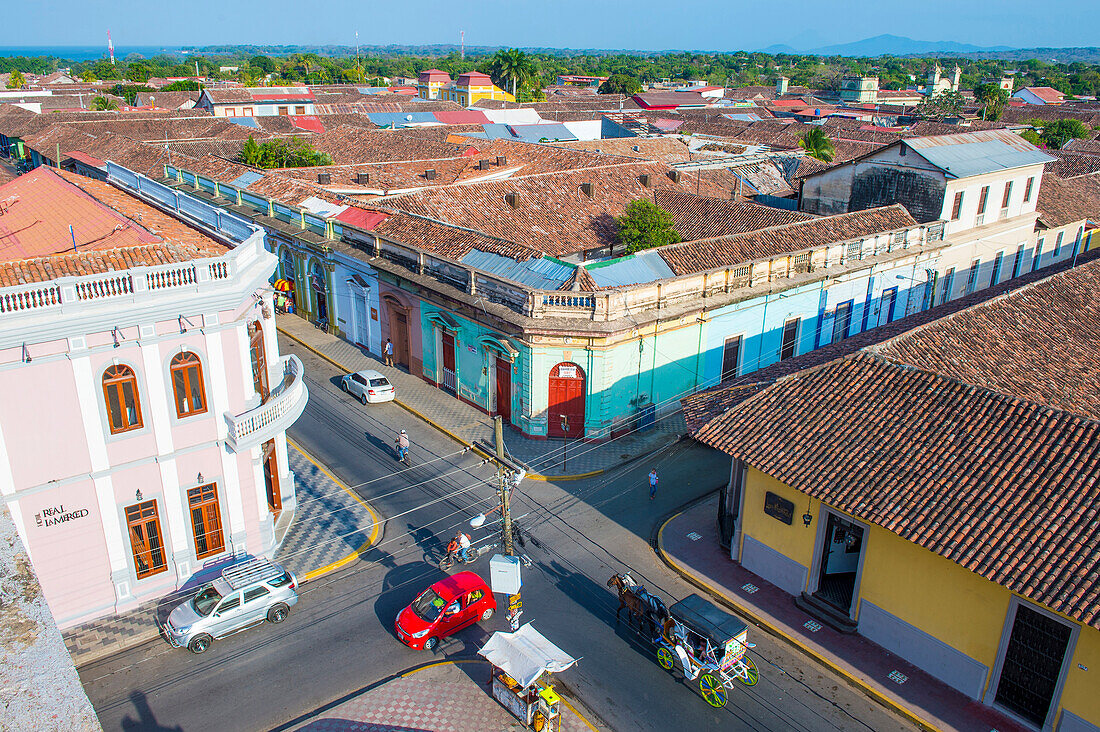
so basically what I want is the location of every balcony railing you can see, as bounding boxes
[224,354,308,452]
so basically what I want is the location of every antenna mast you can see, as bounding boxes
[461,30,465,60]
[107,30,115,65]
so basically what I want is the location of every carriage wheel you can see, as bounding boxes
[738,657,759,686]
[656,647,675,671]
[699,673,728,708]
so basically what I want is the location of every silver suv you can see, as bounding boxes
[164,558,298,654]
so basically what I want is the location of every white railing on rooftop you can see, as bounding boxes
[224,354,308,452]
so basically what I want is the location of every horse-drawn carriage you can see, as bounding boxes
[609,573,758,709]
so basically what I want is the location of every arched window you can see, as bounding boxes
[170,352,207,418]
[103,364,143,434]
[280,249,295,281]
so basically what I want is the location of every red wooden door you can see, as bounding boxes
[547,362,585,438]
[495,357,512,421]
[392,311,410,367]
[441,332,457,393]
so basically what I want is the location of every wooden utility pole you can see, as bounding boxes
[495,416,521,629]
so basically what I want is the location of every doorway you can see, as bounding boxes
[813,513,864,614]
[494,357,512,422]
[388,308,410,368]
[548,362,585,438]
[248,321,269,400]
[353,291,369,348]
[262,439,281,515]
[992,602,1073,728]
[441,331,457,394]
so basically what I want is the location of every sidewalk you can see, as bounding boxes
[63,444,377,668]
[276,313,685,479]
[658,496,1028,732]
[281,660,598,732]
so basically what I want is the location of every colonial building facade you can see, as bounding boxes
[0,164,307,627]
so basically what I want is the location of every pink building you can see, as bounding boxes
[0,164,308,628]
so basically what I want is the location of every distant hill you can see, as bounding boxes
[759,44,797,54]
[807,34,1013,57]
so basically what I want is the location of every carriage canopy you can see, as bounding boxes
[669,594,748,648]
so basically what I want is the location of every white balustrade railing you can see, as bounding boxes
[224,354,308,452]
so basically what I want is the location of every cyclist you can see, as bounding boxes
[395,429,410,462]
[455,531,472,562]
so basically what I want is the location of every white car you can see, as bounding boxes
[341,369,395,404]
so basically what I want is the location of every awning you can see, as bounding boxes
[425,310,460,331]
[478,624,577,689]
[478,333,519,360]
[346,274,371,289]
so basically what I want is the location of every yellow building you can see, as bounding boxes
[417,68,451,100]
[687,257,1100,732]
[444,72,514,107]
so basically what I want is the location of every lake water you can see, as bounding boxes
[0,46,187,61]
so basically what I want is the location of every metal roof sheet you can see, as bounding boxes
[229,170,264,188]
[904,130,1054,178]
[461,249,572,290]
[585,250,674,288]
[506,123,578,143]
[226,116,260,128]
[366,111,439,127]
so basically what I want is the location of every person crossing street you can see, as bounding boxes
[649,468,659,500]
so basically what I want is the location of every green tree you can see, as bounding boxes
[91,96,120,111]
[1040,119,1089,149]
[125,62,152,83]
[918,90,966,119]
[249,55,276,74]
[1020,129,1044,147]
[598,73,641,95]
[800,127,836,163]
[616,199,681,255]
[240,135,262,166]
[973,83,1009,121]
[80,68,96,82]
[6,69,25,89]
[489,48,534,98]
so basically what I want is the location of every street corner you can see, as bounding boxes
[276,443,380,582]
[288,660,597,732]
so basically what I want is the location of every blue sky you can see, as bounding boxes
[7,0,1098,51]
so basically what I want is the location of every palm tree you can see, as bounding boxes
[91,96,120,111]
[800,127,836,163]
[490,48,534,98]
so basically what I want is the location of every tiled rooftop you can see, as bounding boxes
[654,190,813,241]
[658,204,916,275]
[1036,172,1100,228]
[685,254,1100,630]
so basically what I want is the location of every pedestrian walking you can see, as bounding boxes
[384,339,394,367]
[649,469,658,500]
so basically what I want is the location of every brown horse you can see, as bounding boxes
[608,573,667,631]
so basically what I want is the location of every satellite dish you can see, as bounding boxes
[470,514,487,529]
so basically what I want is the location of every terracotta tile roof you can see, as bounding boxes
[654,190,813,241]
[1063,139,1100,156]
[1002,105,1100,126]
[0,243,216,288]
[1036,173,1100,228]
[1020,86,1066,104]
[1045,151,1100,180]
[372,210,538,262]
[552,137,693,164]
[307,124,468,165]
[695,349,1100,629]
[659,204,916,275]
[377,161,733,256]
[134,91,201,109]
[201,88,257,105]
[688,256,1100,629]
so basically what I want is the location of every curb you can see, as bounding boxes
[277,324,608,481]
[286,438,382,582]
[655,511,940,732]
[68,629,163,670]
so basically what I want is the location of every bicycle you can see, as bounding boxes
[439,542,497,571]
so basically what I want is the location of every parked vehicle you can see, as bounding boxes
[164,558,298,654]
[395,571,496,651]
[341,369,395,404]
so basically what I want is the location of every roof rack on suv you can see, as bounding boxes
[221,557,284,590]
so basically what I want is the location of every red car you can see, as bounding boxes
[395,571,497,651]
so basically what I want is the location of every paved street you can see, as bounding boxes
[78,336,916,732]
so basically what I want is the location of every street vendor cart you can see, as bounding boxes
[655,593,759,708]
[479,623,578,731]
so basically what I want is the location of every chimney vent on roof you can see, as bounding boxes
[479,159,491,170]
[668,170,681,183]
[496,155,507,166]
[580,182,594,198]
[357,172,370,184]
[317,172,331,184]
[639,174,651,187]
[425,169,437,180]
[505,192,518,208]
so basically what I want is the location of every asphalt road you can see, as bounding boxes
[79,338,916,732]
